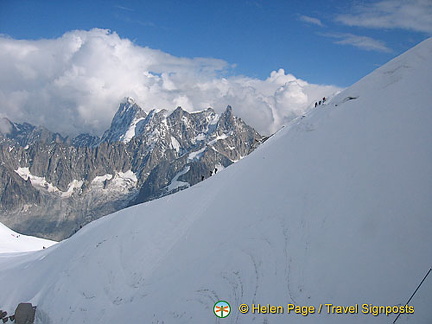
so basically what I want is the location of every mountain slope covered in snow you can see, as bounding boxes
[0,39,431,323]
[0,222,56,253]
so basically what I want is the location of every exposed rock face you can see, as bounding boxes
[100,97,147,144]
[0,100,265,240]
[14,303,36,324]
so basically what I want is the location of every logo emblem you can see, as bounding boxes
[213,300,231,318]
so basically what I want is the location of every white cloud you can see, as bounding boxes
[115,5,134,12]
[321,33,392,53]
[299,15,324,27]
[336,0,432,34]
[0,29,340,136]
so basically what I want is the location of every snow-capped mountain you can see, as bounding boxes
[0,39,430,323]
[100,97,147,144]
[0,103,264,240]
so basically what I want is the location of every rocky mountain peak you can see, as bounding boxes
[0,118,67,147]
[215,105,240,135]
[167,106,189,121]
[101,98,147,144]
[0,99,265,240]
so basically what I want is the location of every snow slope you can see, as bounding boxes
[0,222,56,253]
[0,39,431,323]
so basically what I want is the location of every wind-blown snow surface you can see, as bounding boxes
[0,222,56,253]
[0,39,431,323]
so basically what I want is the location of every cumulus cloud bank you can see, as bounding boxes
[0,29,340,136]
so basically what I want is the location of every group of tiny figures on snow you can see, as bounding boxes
[201,168,218,181]
[314,97,326,107]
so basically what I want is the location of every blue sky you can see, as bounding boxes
[0,0,431,135]
[1,0,430,86]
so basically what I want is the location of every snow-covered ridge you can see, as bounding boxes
[0,222,56,253]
